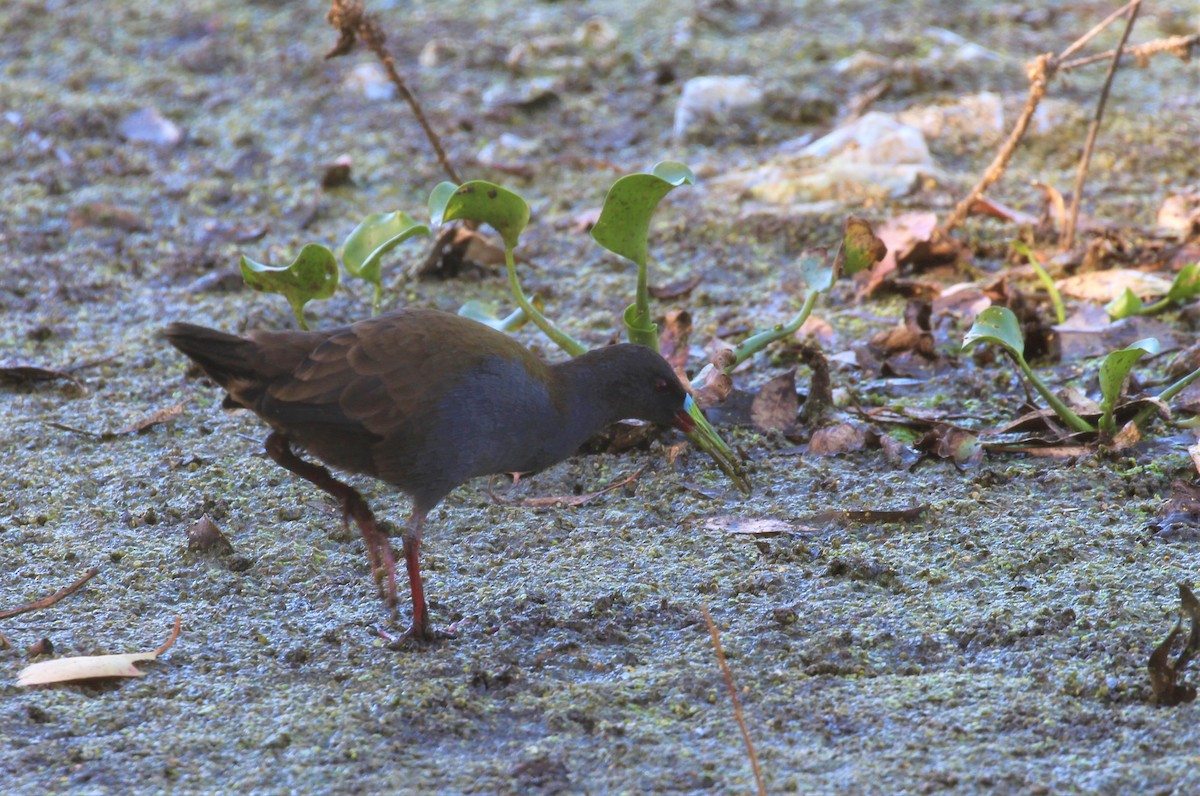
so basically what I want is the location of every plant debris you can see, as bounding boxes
[18,617,182,687]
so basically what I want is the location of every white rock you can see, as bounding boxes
[715,113,939,205]
[118,107,182,147]
[792,112,934,167]
[899,92,1005,141]
[673,75,764,142]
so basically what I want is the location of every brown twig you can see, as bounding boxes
[325,0,460,184]
[941,1,1190,237]
[1063,0,1141,249]
[701,605,766,796]
[941,53,1055,234]
[1061,33,1199,71]
[154,616,183,656]
[0,567,100,619]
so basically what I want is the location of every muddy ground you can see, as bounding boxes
[3,1,1200,794]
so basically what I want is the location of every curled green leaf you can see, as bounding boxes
[240,244,338,330]
[428,180,529,251]
[961,306,1025,360]
[342,212,430,314]
[1098,338,1159,435]
[591,161,695,268]
[1168,263,1200,303]
[1105,288,1144,320]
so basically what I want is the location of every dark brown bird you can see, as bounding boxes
[166,308,707,642]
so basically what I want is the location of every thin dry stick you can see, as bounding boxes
[702,605,766,796]
[1057,0,1139,62]
[0,567,100,619]
[940,53,1055,233]
[325,0,460,184]
[1062,33,1198,71]
[1063,0,1142,249]
[940,0,1179,236]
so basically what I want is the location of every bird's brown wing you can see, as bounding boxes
[263,309,539,435]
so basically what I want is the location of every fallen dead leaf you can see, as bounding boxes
[18,616,181,687]
[1055,269,1174,303]
[658,309,692,371]
[859,211,938,297]
[46,402,186,440]
[967,195,1039,225]
[808,422,868,455]
[186,515,233,554]
[750,370,798,433]
[321,154,354,189]
[703,515,805,537]
[1148,584,1200,706]
[0,364,83,389]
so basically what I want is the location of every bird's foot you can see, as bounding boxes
[377,622,455,650]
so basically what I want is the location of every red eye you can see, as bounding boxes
[654,378,670,393]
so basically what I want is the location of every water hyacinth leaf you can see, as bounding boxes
[428,180,529,251]
[342,211,430,285]
[834,216,888,277]
[240,244,339,330]
[591,161,695,267]
[961,306,1025,361]
[1168,263,1200,303]
[1098,338,1160,434]
[1105,288,1144,320]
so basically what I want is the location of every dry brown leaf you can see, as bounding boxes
[703,515,803,537]
[47,403,185,441]
[320,154,354,189]
[750,370,798,433]
[967,196,1039,225]
[186,515,233,553]
[0,364,83,388]
[859,211,938,297]
[808,423,868,456]
[658,310,693,371]
[118,403,186,435]
[1055,269,1174,303]
[691,362,733,408]
[18,617,181,687]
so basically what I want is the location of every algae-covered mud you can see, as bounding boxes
[3,1,1200,793]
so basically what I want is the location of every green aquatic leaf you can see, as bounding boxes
[591,161,695,268]
[428,180,529,251]
[1098,338,1159,435]
[961,306,1025,360]
[240,244,338,330]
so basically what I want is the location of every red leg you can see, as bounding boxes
[264,432,398,606]
[403,510,429,638]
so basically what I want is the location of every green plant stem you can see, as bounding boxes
[504,249,587,357]
[728,289,820,372]
[371,284,382,317]
[1130,365,1200,429]
[288,299,309,331]
[1012,355,1096,433]
[635,259,650,327]
[1030,259,1066,324]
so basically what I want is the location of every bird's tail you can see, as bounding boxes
[164,323,261,390]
